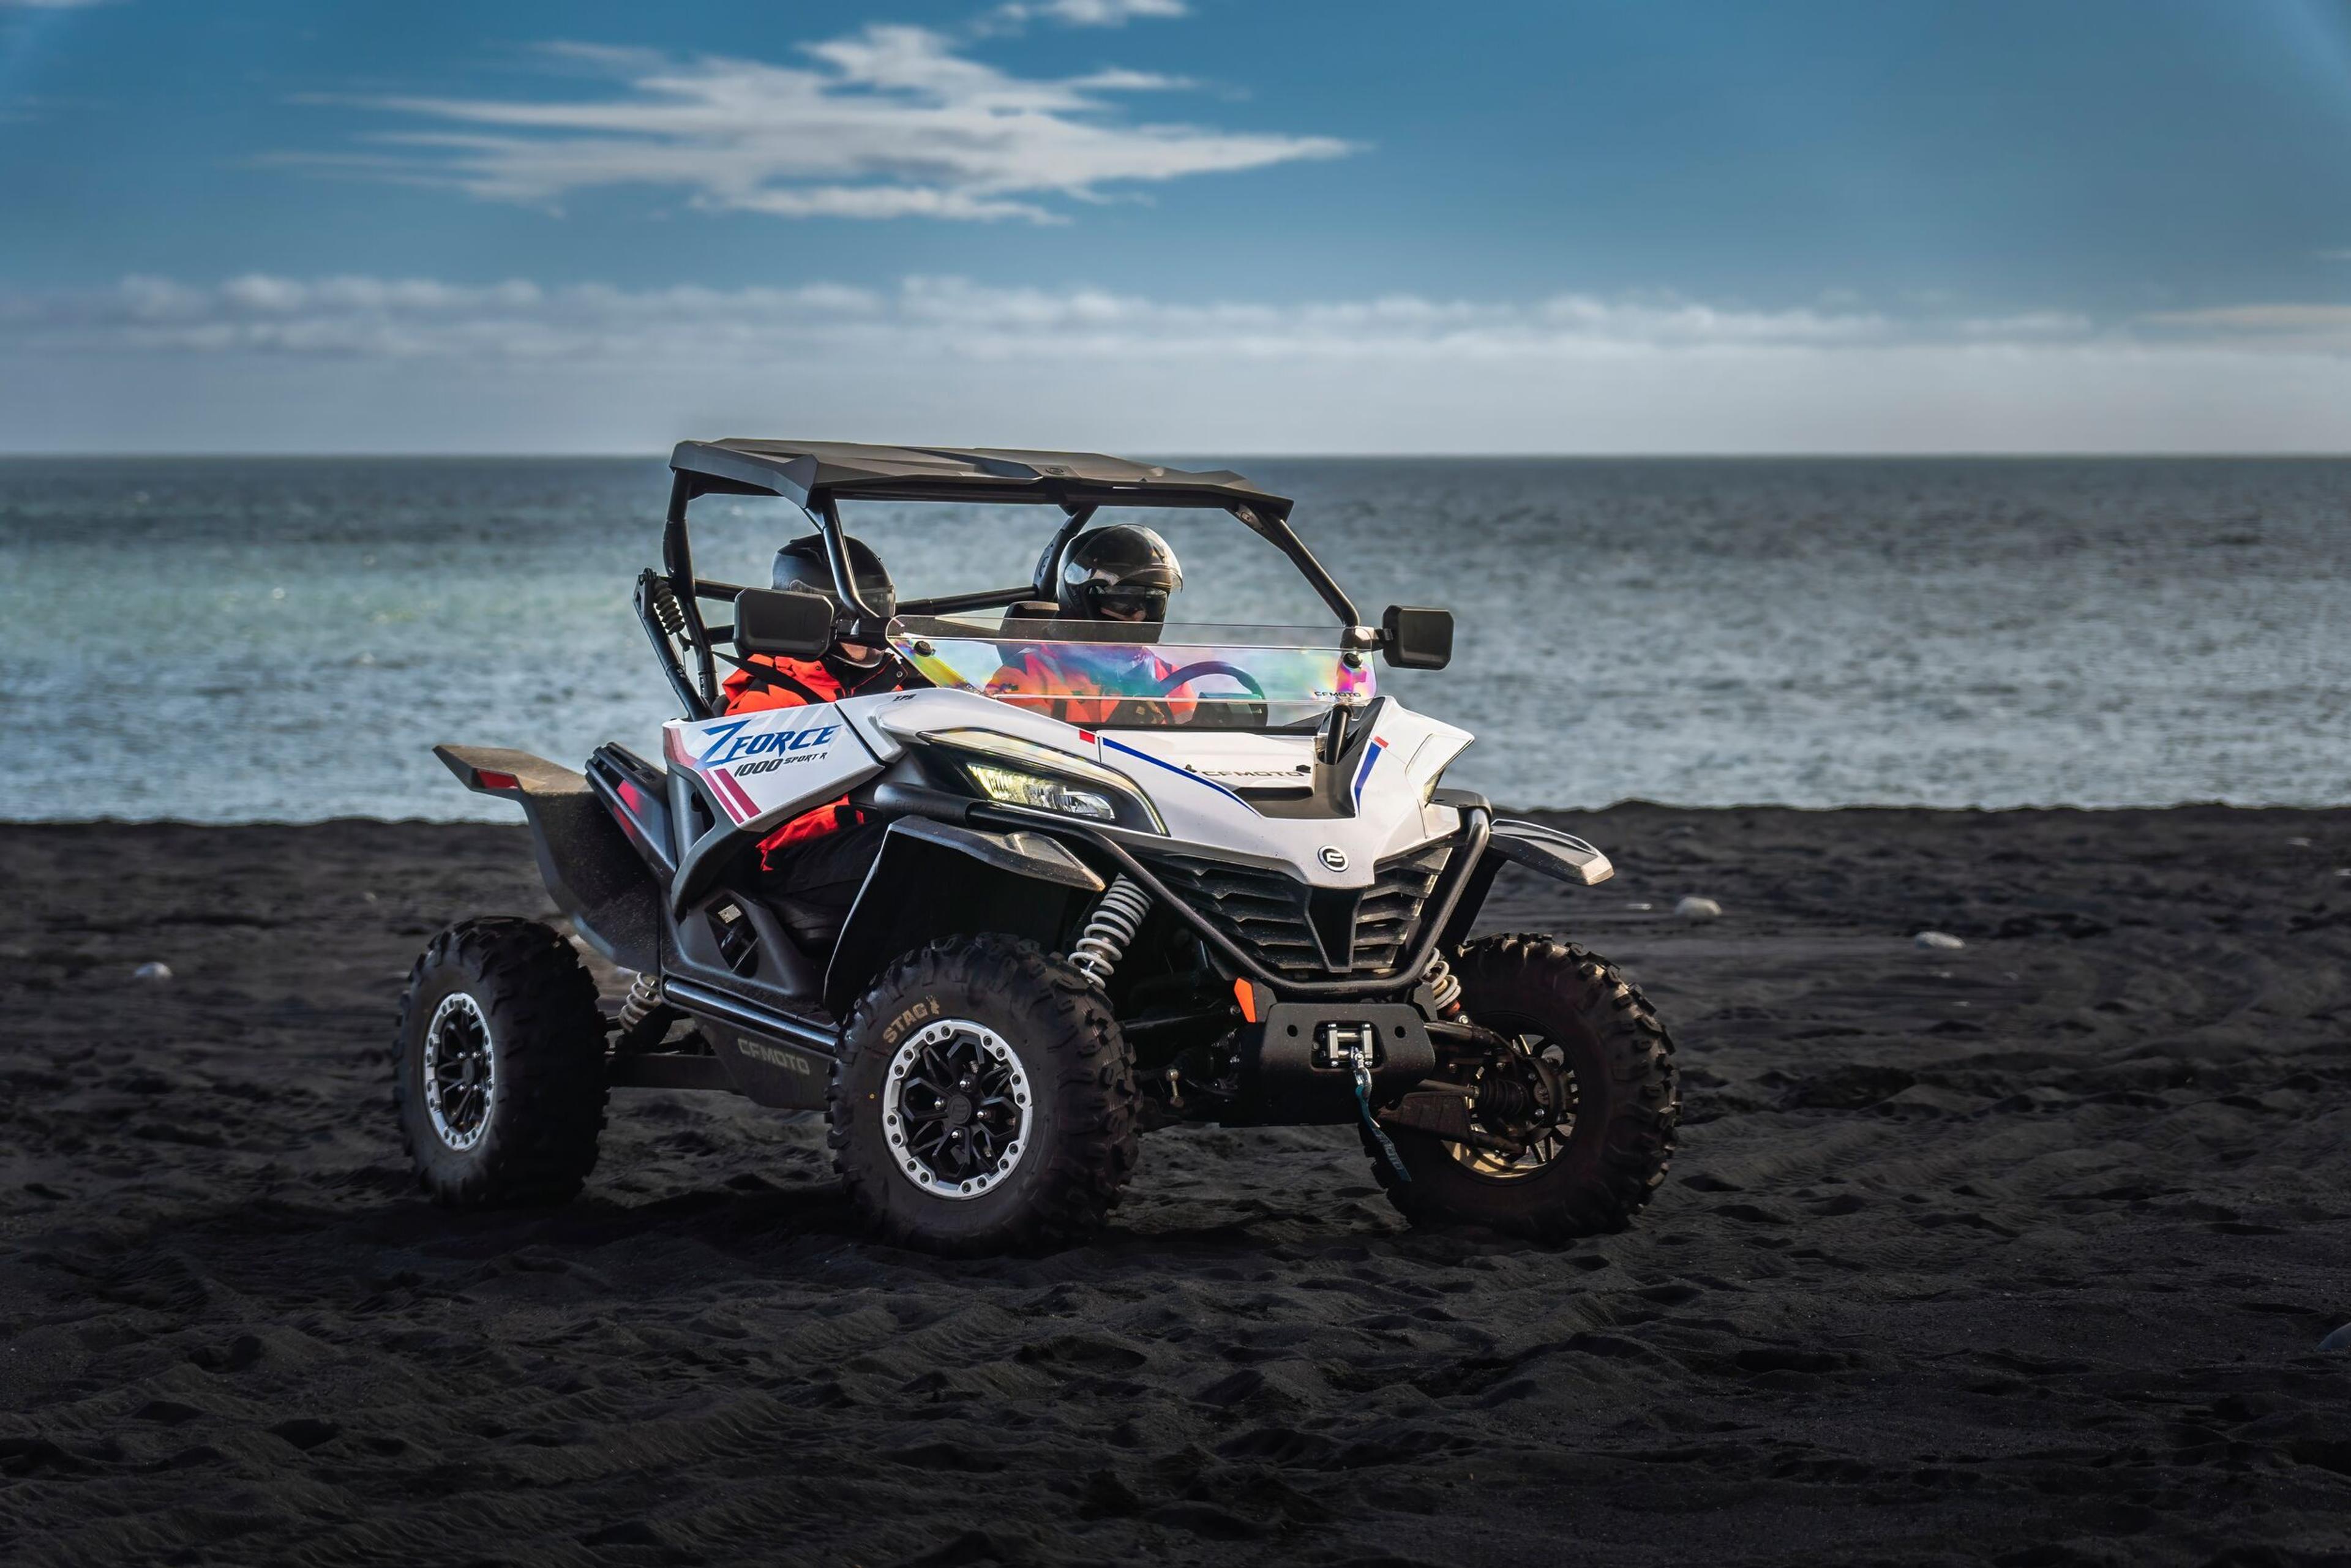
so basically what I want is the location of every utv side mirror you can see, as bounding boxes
[1380,604,1454,670]
[734,587,837,659]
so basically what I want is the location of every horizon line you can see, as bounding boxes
[6,449,2351,462]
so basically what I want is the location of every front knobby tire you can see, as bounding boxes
[392,918,609,1208]
[831,935,1138,1257]
[1368,933,1678,1241]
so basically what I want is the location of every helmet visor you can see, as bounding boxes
[1089,584,1169,623]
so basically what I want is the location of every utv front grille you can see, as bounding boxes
[1141,844,1452,979]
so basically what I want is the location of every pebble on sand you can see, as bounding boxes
[132,961,173,981]
[2321,1324,2351,1353]
[1675,896,1723,919]
[1914,931,1967,950]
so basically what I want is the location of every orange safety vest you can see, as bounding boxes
[983,644,1198,728]
[720,653,917,866]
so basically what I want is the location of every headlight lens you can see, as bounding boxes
[966,763,1119,822]
[920,726,1164,832]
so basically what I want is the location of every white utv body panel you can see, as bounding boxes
[844,686,1475,889]
[662,702,886,836]
[661,684,1476,890]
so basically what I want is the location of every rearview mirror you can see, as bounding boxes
[1380,604,1453,670]
[734,587,837,660]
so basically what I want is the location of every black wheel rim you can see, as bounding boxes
[422,992,498,1152]
[1447,1012,1579,1180]
[882,1019,1033,1199]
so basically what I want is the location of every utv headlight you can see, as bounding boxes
[966,763,1119,822]
[920,727,1165,833]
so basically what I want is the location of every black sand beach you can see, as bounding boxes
[3,807,2348,1566]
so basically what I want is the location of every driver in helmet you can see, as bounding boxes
[722,535,923,905]
[986,524,1199,727]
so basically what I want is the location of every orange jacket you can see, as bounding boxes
[984,645,1196,728]
[721,652,917,865]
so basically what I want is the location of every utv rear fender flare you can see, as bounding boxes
[435,745,662,973]
[822,818,1104,1016]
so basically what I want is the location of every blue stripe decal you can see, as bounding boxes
[1351,737,1388,804]
[1100,735,1249,807]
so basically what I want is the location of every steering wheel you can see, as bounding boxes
[1149,660,1269,728]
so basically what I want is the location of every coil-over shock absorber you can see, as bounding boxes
[613,971,676,1049]
[1422,951,1464,1018]
[647,574,688,638]
[616,972,664,1032]
[1067,876,1152,988]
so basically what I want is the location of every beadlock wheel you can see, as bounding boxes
[422,991,498,1152]
[881,1017,1034,1199]
[1362,934,1677,1240]
[1445,1026,1579,1179]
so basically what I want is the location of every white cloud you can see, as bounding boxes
[8,274,2351,454]
[2142,303,2351,340]
[0,273,1939,362]
[990,0,1188,26]
[301,26,1348,224]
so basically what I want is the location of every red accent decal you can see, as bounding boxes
[617,779,644,812]
[1078,729,1095,743]
[474,770,520,792]
[711,768,759,822]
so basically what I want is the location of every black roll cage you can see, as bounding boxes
[649,441,1370,720]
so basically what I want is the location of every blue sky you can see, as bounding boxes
[6,0,2351,452]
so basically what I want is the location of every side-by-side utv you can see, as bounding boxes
[394,441,1676,1255]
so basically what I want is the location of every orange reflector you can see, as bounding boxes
[1234,978,1259,1023]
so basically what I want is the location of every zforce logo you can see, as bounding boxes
[695,717,840,768]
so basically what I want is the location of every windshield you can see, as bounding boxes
[891,615,1374,730]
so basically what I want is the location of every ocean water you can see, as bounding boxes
[2,456,2345,822]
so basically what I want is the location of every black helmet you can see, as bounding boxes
[773,533,896,621]
[1057,524,1183,622]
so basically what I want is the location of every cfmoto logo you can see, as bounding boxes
[1318,846,1349,871]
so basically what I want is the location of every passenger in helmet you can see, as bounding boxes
[724,535,911,718]
[986,524,1199,726]
[1056,523,1183,623]
[721,535,923,928]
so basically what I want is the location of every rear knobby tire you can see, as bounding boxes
[831,934,1138,1257]
[1367,933,1677,1240]
[393,918,609,1207]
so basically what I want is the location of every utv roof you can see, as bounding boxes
[670,439,1294,522]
